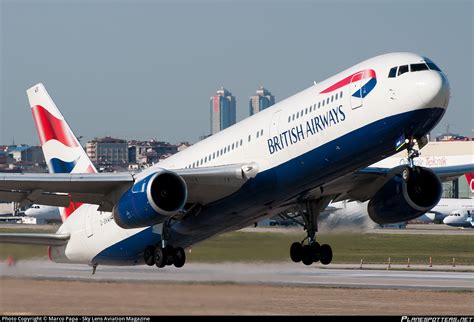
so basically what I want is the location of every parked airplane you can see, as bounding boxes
[418,197,474,222]
[317,197,474,228]
[1,52,472,270]
[24,204,61,223]
[443,210,473,228]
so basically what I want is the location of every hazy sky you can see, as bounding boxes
[1,0,472,145]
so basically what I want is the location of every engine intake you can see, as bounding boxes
[113,170,187,229]
[368,166,442,224]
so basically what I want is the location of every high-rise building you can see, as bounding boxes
[210,87,236,134]
[249,86,275,116]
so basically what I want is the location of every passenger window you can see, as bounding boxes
[331,96,334,102]
[248,135,251,142]
[335,93,338,100]
[340,91,343,98]
[260,129,263,136]
[326,98,329,105]
[256,131,260,138]
[296,112,299,118]
[398,65,409,76]
[322,100,325,107]
[288,116,291,123]
[318,102,321,108]
[240,139,243,145]
[305,108,308,115]
[388,67,397,78]
[410,63,429,72]
[232,143,235,150]
[213,152,215,159]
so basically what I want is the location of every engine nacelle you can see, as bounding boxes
[368,166,442,224]
[113,170,187,229]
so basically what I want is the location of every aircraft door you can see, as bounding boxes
[350,72,363,109]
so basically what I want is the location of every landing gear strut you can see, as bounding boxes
[289,197,333,266]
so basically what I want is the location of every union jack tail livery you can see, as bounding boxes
[27,83,97,221]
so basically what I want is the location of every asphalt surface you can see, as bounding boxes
[1,260,473,291]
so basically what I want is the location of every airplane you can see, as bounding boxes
[315,197,474,228]
[417,196,474,222]
[24,204,61,223]
[443,210,473,228]
[1,52,473,271]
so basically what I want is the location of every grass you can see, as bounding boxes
[186,231,474,265]
[1,227,473,265]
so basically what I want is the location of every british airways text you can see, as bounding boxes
[267,105,346,154]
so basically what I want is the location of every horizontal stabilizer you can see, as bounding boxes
[0,233,70,246]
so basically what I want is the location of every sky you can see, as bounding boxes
[1,0,472,145]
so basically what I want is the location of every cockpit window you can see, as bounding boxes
[388,67,397,78]
[410,63,429,72]
[398,65,409,76]
[426,62,441,72]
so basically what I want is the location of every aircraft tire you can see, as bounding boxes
[301,245,314,265]
[320,244,333,265]
[155,247,166,268]
[173,247,186,268]
[144,245,155,266]
[164,245,175,266]
[290,242,303,262]
[311,242,321,263]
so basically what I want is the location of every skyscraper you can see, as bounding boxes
[249,86,275,116]
[210,87,236,134]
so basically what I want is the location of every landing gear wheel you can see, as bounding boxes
[310,242,321,263]
[290,242,303,263]
[302,245,314,266]
[164,245,175,266]
[320,244,333,265]
[155,247,166,268]
[173,247,186,268]
[144,246,155,266]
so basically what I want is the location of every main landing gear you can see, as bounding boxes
[143,244,186,268]
[289,198,333,266]
[143,217,186,269]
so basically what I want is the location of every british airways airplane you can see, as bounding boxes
[0,52,471,270]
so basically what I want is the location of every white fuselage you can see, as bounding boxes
[52,52,450,265]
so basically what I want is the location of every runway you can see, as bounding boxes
[1,260,473,291]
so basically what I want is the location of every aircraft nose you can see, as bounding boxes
[416,71,450,109]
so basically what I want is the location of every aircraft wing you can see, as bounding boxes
[324,163,474,203]
[0,163,258,211]
[0,233,70,246]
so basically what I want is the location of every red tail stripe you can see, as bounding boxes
[31,105,78,148]
[320,69,376,94]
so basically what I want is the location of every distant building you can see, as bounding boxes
[128,139,179,164]
[86,137,128,165]
[249,86,275,115]
[210,87,236,134]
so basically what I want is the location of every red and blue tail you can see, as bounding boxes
[27,83,97,221]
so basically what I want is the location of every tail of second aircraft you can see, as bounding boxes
[466,172,474,194]
[27,83,97,221]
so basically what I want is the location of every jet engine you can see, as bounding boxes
[368,166,442,224]
[113,170,187,229]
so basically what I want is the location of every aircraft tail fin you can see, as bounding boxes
[465,172,474,194]
[27,83,97,221]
